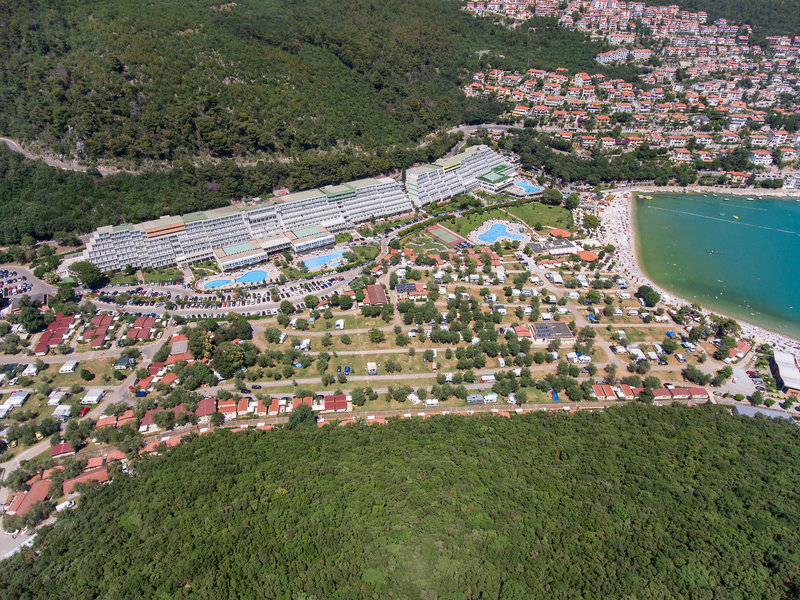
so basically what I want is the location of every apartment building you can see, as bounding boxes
[84,177,412,272]
[404,145,509,206]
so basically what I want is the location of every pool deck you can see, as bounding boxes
[469,219,530,246]
[301,247,347,272]
[198,264,280,291]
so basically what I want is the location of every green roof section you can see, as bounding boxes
[477,165,514,184]
[321,183,355,198]
[183,211,208,223]
[292,225,326,239]
[222,241,256,256]
[112,224,133,232]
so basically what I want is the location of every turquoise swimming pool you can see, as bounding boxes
[235,269,269,284]
[516,180,542,195]
[477,224,524,244]
[304,250,345,270]
[203,269,270,289]
[204,278,231,289]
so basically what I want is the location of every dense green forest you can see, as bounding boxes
[2,405,799,599]
[0,0,625,162]
[0,132,466,243]
[644,0,800,36]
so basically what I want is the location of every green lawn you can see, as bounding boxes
[107,273,138,285]
[504,202,573,231]
[142,267,184,283]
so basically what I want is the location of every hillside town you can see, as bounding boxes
[463,0,800,188]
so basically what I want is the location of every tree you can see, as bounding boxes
[340,334,352,345]
[288,403,315,428]
[69,261,104,288]
[304,295,319,309]
[211,342,245,379]
[79,368,94,381]
[541,187,563,206]
[338,295,354,310]
[583,215,600,229]
[368,328,386,343]
[321,333,333,347]
[209,412,225,427]
[280,300,294,315]
[153,410,176,430]
[351,388,367,406]
[564,193,580,210]
[637,285,660,307]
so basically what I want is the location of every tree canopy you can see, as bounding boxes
[0,1,623,163]
[2,405,800,599]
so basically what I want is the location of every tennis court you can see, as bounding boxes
[427,223,468,247]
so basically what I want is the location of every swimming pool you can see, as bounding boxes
[235,269,269,284]
[304,250,345,270]
[203,269,270,289]
[516,180,543,195]
[477,224,524,244]
[204,278,231,289]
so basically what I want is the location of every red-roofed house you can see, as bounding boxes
[7,480,51,516]
[116,410,137,429]
[365,284,388,306]
[63,467,109,495]
[95,416,117,429]
[138,407,163,433]
[50,441,75,458]
[195,398,217,423]
[86,456,106,469]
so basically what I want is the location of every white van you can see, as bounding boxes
[335,319,345,330]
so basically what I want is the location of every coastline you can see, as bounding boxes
[598,186,800,352]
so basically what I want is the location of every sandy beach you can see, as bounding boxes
[598,186,800,353]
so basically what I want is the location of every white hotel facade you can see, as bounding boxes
[84,146,511,272]
[404,145,509,206]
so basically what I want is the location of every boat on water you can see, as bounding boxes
[733,215,739,219]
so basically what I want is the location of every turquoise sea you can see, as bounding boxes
[633,192,800,340]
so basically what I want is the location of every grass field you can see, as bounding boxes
[504,203,572,231]
[142,267,183,284]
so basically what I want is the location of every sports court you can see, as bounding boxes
[427,223,469,247]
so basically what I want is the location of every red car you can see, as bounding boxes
[746,371,757,377]
[78,407,90,417]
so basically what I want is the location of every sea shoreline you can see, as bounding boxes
[598,185,800,352]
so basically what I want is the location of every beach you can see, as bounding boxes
[598,187,800,354]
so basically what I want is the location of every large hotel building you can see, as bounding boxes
[404,144,510,206]
[83,146,511,272]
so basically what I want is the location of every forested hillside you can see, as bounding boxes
[0,0,621,162]
[643,0,800,36]
[2,406,800,599]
